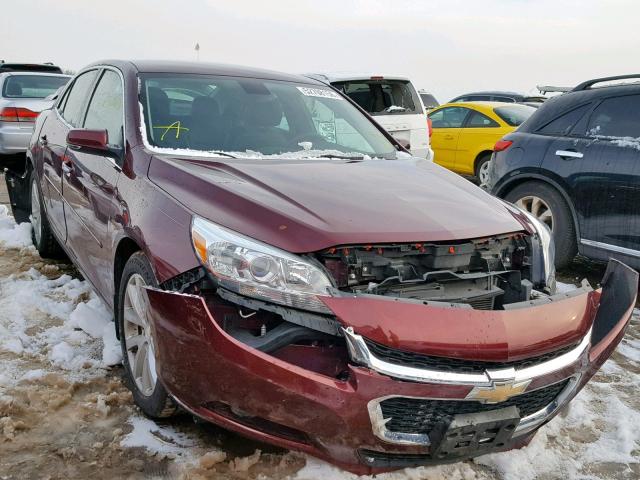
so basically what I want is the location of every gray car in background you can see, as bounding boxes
[0,72,70,155]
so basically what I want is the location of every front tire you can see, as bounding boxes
[29,169,62,258]
[117,252,176,418]
[504,181,577,269]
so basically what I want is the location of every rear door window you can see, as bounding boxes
[537,103,591,136]
[465,111,499,128]
[586,95,640,138]
[429,107,469,128]
[333,79,421,115]
[61,70,99,127]
[494,105,536,126]
[83,70,124,149]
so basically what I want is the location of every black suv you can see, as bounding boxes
[488,74,640,269]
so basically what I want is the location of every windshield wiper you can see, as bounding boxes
[318,154,365,160]
[205,151,238,158]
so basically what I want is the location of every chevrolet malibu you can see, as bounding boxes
[5,60,637,474]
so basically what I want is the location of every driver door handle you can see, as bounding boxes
[62,156,74,177]
[444,134,455,140]
[556,149,584,159]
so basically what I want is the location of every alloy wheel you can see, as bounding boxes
[30,177,42,245]
[515,195,554,231]
[123,273,158,397]
[478,160,491,187]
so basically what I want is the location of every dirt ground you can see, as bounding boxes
[0,173,638,480]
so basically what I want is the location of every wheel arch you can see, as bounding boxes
[496,173,582,241]
[113,236,143,338]
[473,150,493,175]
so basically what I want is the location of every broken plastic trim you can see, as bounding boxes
[217,287,342,336]
[3,164,31,224]
[226,321,333,353]
[590,259,639,344]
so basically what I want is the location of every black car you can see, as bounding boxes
[488,74,640,269]
[450,91,546,107]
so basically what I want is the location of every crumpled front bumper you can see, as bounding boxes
[143,259,637,474]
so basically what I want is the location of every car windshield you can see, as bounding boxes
[139,74,398,159]
[494,104,536,126]
[332,79,421,116]
[2,75,69,99]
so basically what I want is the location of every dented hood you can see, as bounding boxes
[148,155,524,253]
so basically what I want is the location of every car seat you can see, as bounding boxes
[233,96,288,155]
[189,96,228,151]
[5,81,22,96]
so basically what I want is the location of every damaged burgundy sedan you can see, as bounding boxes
[6,60,638,474]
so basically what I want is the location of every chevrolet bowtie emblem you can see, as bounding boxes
[466,379,532,404]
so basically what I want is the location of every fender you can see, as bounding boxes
[494,170,582,244]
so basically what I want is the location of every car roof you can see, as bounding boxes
[436,101,521,111]
[0,62,63,74]
[519,81,640,133]
[308,72,411,83]
[455,91,523,97]
[0,71,71,78]
[90,60,325,86]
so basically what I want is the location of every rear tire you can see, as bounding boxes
[504,181,577,269]
[117,252,177,418]
[29,169,63,258]
[475,154,492,187]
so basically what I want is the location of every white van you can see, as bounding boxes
[307,73,433,160]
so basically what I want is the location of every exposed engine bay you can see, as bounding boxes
[161,231,551,375]
[315,232,547,310]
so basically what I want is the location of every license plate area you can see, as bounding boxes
[430,406,520,460]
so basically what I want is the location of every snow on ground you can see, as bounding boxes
[0,205,639,479]
[0,205,32,249]
[0,252,121,384]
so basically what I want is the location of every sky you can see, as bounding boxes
[2,0,639,102]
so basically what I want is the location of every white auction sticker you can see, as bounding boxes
[297,86,342,100]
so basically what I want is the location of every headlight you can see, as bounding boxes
[191,216,333,313]
[519,209,556,292]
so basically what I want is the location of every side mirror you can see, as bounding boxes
[67,129,109,151]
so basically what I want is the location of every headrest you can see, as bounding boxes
[248,96,283,127]
[147,87,169,120]
[191,96,220,122]
[6,82,22,96]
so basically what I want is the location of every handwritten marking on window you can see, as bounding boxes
[153,121,189,140]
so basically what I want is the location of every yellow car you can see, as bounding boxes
[428,102,535,184]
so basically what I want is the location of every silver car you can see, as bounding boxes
[0,72,70,154]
